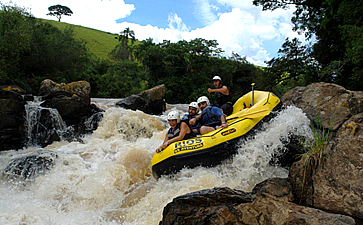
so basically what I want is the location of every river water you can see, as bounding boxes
[0,98,312,225]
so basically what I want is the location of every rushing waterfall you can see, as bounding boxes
[0,99,312,225]
[25,98,71,147]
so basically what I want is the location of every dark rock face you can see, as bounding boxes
[160,182,355,225]
[38,80,104,142]
[116,84,166,115]
[269,133,307,169]
[160,187,253,225]
[0,90,26,151]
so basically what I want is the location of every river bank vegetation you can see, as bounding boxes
[1,1,362,103]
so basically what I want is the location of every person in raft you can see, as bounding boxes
[207,75,233,116]
[189,96,228,135]
[155,110,196,153]
[181,102,201,135]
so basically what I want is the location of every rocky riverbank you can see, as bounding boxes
[159,82,363,225]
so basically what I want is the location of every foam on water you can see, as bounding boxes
[0,103,311,224]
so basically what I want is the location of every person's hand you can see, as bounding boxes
[155,147,163,153]
[207,88,212,93]
[220,123,228,129]
[189,118,196,125]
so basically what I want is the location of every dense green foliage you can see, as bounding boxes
[253,0,363,91]
[2,0,361,104]
[0,3,263,102]
[0,3,90,93]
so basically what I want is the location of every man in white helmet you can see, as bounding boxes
[156,110,196,153]
[189,96,228,135]
[207,75,233,116]
[181,102,201,135]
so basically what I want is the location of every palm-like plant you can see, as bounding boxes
[116,27,136,61]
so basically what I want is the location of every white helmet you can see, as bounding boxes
[167,111,180,123]
[212,76,221,81]
[189,102,199,112]
[197,96,210,106]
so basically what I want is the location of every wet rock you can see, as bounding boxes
[269,133,307,168]
[235,196,355,225]
[311,113,363,219]
[38,79,104,144]
[160,187,253,225]
[281,82,363,130]
[3,150,57,181]
[116,84,166,115]
[251,177,294,202]
[0,85,26,94]
[160,185,355,225]
[0,89,26,151]
[38,79,90,104]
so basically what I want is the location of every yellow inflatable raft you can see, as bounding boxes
[152,90,281,178]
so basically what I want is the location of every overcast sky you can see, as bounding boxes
[9,0,305,66]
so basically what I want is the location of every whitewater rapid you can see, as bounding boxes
[0,99,312,224]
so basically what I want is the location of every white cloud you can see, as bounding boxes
[168,13,190,32]
[12,0,135,32]
[10,0,306,66]
[193,0,219,26]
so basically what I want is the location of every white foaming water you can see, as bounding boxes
[0,102,311,225]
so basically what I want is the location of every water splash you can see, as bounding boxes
[0,105,312,224]
[25,101,70,147]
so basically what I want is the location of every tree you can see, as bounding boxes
[111,27,136,61]
[47,5,73,22]
[0,3,90,93]
[262,38,320,95]
[253,0,363,90]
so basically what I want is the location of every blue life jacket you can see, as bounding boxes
[200,105,221,127]
[167,122,196,140]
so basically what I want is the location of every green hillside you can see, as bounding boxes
[41,19,120,59]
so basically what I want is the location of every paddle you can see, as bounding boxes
[251,83,255,106]
[226,105,270,121]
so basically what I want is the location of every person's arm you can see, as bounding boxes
[189,113,201,125]
[208,85,229,95]
[166,122,190,144]
[212,106,228,129]
[156,132,169,153]
[219,114,228,129]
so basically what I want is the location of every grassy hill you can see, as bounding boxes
[41,19,120,59]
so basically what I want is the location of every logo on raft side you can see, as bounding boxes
[174,138,203,153]
[221,128,236,136]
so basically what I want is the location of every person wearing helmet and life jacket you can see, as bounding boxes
[181,102,201,135]
[189,96,228,135]
[207,76,233,116]
[156,110,196,153]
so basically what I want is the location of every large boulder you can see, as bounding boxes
[160,180,355,225]
[38,79,91,104]
[116,84,166,115]
[0,88,26,151]
[281,82,363,130]
[291,113,363,219]
[39,79,104,136]
[283,83,363,220]
[37,79,104,146]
